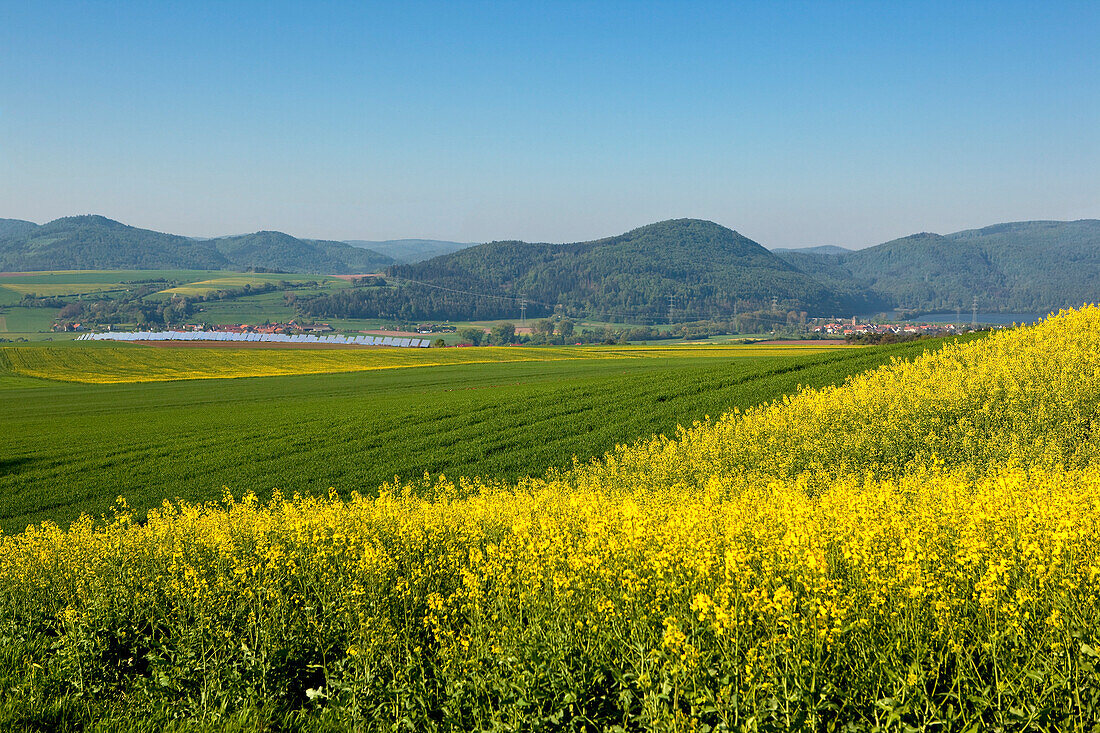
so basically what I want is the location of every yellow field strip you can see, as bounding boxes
[159,277,289,295]
[0,343,846,384]
[0,283,128,296]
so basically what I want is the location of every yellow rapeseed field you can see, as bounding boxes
[2,309,1099,730]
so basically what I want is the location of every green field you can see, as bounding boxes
[0,342,850,383]
[0,269,354,337]
[0,282,130,297]
[188,289,310,324]
[0,339,961,533]
[158,272,345,296]
[0,306,63,334]
[0,269,807,344]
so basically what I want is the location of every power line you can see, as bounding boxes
[387,276,798,325]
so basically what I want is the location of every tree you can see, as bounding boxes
[558,319,575,338]
[58,303,82,319]
[490,322,516,345]
[460,327,484,346]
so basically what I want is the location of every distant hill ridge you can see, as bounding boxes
[3,214,1099,316]
[344,239,474,264]
[770,245,852,255]
[0,215,394,274]
[773,219,1100,313]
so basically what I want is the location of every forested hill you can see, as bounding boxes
[0,216,392,274]
[0,216,228,271]
[775,220,1100,313]
[212,231,393,273]
[7,214,1098,316]
[298,219,884,322]
[0,219,39,240]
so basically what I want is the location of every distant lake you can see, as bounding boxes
[895,311,1049,325]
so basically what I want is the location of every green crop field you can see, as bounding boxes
[159,272,345,296]
[0,338,962,533]
[0,307,62,335]
[0,342,851,383]
[0,269,364,334]
[188,289,310,324]
[0,282,130,297]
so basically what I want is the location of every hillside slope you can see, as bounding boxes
[307,219,881,321]
[0,216,393,274]
[0,216,229,271]
[213,231,393,273]
[0,219,39,241]
[776,219,1100,312]
[6,310,1100,728]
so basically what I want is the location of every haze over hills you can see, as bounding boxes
[0,216,393,274]
[344,239,474,264]
[770,245,852,255]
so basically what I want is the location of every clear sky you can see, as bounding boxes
[1,1,1097,248]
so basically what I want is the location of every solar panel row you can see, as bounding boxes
[76,332,434,348]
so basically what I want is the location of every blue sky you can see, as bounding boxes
[1,1,1097,248]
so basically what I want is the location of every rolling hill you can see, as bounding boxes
[776,220,1100,313]
[0,216,228,271]
[212,231,393,273]
[299,219,884,322]
[5,214,1099,318]
[0,216,392,274]
[0,218,40,240]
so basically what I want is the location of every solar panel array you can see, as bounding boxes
[75,332,434,347]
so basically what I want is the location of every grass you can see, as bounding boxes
[0,269,361,333]
[0,282,130,297]
[0,270,831,344]
[0,306,62,334]
[0,338,960,534]
[159,273,343,296]
[189,289,307,324]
